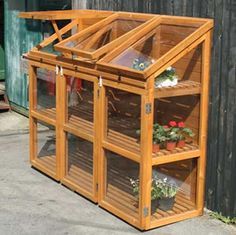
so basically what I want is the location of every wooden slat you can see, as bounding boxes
[102,140,140,163]
[152,143,199,162]
[35,155,56,172]
[31,110,56,126]
[32,160,57,180]
[154,80,201,98]
[19,10,113,20]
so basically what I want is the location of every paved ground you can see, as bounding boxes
[0,111,236,235]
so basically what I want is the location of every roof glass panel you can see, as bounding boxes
[109,24,197,71]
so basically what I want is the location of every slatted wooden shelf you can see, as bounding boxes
[35,155,56,172]
[105,165,139,219]
[152,143,200,165]
[106,130,140,154]
[65,151,93,194]
[154,81,201,98]
[36,108,56,120]
[151,195,195,221]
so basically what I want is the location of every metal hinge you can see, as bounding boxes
[143,207,149,217]
[97,89,100,98]
[145,103,152,114]
[96,183,99,192]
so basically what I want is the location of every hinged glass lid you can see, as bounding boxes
[54,12,157,60]
[97,16,212,79]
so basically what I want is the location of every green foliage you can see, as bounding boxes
[165,127,179,142]
[153,124,168,144]
[155,67,176,82]
[130,172,178,200]
[137,122,194,144]
[132,58,152,71]
[210,212,236,225]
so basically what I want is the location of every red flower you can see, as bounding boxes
[163,125,169,129]
[169,121,177,127]
[178,122,185,128]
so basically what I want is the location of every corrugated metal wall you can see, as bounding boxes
[73,0,236,218]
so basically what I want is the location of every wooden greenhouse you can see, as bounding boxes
[20,10,213,230]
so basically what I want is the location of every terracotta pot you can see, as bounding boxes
[166,141,176,151]
[177,140,186,148]
[152,144,160,153]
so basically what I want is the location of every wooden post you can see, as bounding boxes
[98,83,107,202]
[93,79,99,201]
[58,69,67,180]
[55,66,63,180]
[196,30,212,212]
[139,78,154,229]
[29,63,37,163]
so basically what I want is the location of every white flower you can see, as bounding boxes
[166,66,172,71]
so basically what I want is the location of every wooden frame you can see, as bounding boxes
[24,10,213,231]
[97,16,213,80]
[54,12,157,60]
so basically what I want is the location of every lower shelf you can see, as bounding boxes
[37,108,56,120]
[151,194,196,221]
[65,151,93,194]
[105,181,139,220]
[35,155,56,173]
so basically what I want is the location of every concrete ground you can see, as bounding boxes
[0,111,236,235]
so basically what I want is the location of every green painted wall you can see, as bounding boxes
[0,0,4,80]
[4,0,71,109]
[4,1,42,109]
[0,46,4,81]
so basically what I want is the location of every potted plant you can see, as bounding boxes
[137,124,167,153]
[165,121,179,151]
[130,171,178,213]
[176,122,195,148]
[154,66,178,88]
[152,175,178,211]
[152,123,167,153]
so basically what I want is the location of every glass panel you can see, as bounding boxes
[65,133,93,194]
[36,68,56,119]
[151,159,197,219]
[110,24,198,71]
[152,95,200,157]
[66,76,94,134]
[105,87,141,153]
[36,120,56,172]
[105,150,140,219]
[61,18,145,53]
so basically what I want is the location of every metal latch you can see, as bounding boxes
[55,65,59,75]
[98,75,103,87]
[60,66,63,76]
[145,103,152,114]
